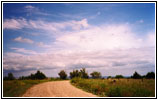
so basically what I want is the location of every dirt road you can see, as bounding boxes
[22,80,97,97]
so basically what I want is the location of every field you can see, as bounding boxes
[71,78,155,97]
[3,79,53,97]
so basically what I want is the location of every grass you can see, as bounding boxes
[71,78,155,97]
[3,79,53,97]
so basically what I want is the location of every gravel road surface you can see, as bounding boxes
[22,80,97,97]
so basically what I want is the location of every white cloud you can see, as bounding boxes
[4,47,155,76]
[13,36,51,48]
[25,5,35,9]
[3,18,89,32]
[4,22,155,76]
[10,48,37,54]
[14,37,34,44]
[54,24,146,51]
[24,5,50,16]
[36,42,51,48]
[3,18,28,29]
[3,21,155,77]
[146,31,155,47]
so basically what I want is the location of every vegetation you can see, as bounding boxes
[4,73,15,80]
[146,72,155,79]
[115,75,124,79]
[71,78,155,97]
[90,71,102,79]
[18,70,46,80]
[58,70,67,79]
[80,68,89,78]
[131,71,142,79]
[107,76,112,79]
[3,79,50,97]
[70,68,89,79]
[70,69,80,78]
[3,69,155,97]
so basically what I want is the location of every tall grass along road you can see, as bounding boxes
[71,78,155,97]
[3,80,51,97]
[22,80,97,97]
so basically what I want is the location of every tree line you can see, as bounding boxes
[58,69,155,79]
[3,68,155,80]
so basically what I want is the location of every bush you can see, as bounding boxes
[131,71,142,79]
[90,71,102,79]
[58,70,67,79]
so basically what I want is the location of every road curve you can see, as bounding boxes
[22,80,97,97]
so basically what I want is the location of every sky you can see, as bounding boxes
[3,3,155,77]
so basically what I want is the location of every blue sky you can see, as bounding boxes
[3,3,155,77]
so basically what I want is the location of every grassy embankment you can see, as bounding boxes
[71,78,155,97]
[3,78,61,97]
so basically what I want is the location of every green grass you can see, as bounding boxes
[71,78,155,97]
[3,79,52,97]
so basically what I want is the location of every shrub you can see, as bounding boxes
[58,70,67,79]
[90,71,102,79]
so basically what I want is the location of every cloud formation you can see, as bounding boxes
[3,18,89,32]
[25,5,35,9]
[3,20,155,76]
[13,36,51,48]
[10,48,37,55]
[54,24,154,52]
[4,47,155,76]
[14,36,34,44]
[24,5,50,16]
[3,18,27,29]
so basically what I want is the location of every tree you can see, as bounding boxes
[80,68,89,79]
[18,70,47,80]
[70,68,89,79]
[115,75,124,79]
[4,72,15,80]
[90,71,102,79]
[34,70,46,79]
[70,69,80,79]
[146,72,155,79]
[131,71,142,79]
[58,70,67,79]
